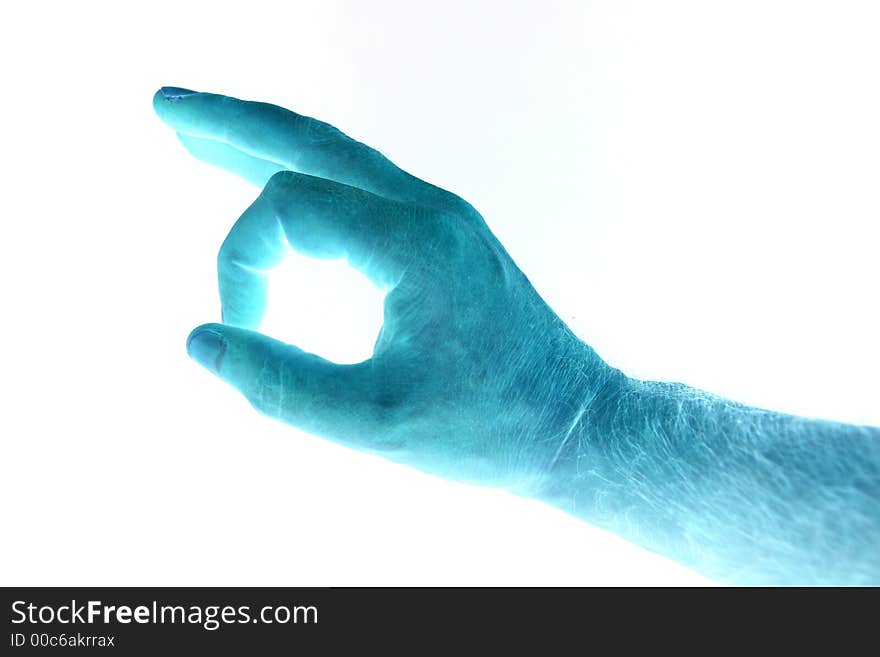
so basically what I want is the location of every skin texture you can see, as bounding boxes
[154,87,880,585]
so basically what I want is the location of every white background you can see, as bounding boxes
[1,1,878,585]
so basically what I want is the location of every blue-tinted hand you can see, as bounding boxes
[153,87,611,492]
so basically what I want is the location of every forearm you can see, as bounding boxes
[537,359,880,585]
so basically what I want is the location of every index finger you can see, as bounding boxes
[152,87,472,215]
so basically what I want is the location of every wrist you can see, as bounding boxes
[511,339,630,502]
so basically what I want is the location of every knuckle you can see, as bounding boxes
[263,170,330,208]
[263,169,299,197]
[261,171,318,226]
[423,210,470,261]
[303,117,344,145]
[245,359,286,418]
[216,226,253,269]
[217,230,242,266]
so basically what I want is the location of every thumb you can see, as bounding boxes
[186,323,387,445]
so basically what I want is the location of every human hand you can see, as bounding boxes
[153,87,617,493]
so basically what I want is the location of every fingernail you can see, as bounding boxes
[161,86,197,101]
[187,327,226,374]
